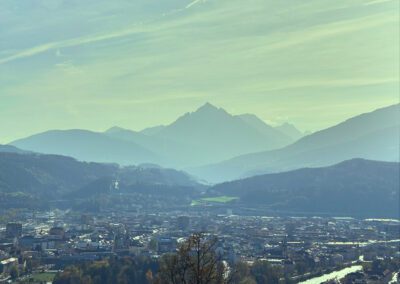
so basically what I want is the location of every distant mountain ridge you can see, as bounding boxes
[191,104,400,182]
[140,125,166,135]
[11,103,297,168]
[1,151,397,217]
[0,144,26,154]
[11,129,165,166]
[211,159,400,217]
[0,152,201,204]
[143,103,294,166]
[0,152,117,198]
[9,103,398,183]
[274,122,304,140]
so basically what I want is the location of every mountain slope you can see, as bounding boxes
[0,152,118,197]
[103,126,186,166]
[10,104,295,168]
[0,144,26,154]
[146,103,294,166]
[11,129,164,166]
[104,126,163,153]
[274,123,304,141]
[237,116,303,141]
[0,152,201,203]
[191,104,400,182]
[140,125,166,136]
[212,159,399,217]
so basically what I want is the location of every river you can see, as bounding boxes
[298,265,363,284]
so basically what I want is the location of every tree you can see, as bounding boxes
[149,238,158,252]
[53,256,157,284]
[229,261,253,283]
[53,266,86,284]
[250,261,282,284]
[156,233,227,284]
[9,265,19,280]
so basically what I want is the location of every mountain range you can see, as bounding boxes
[11,129,164,166]
[0,150,397,217]
[191,104,400,182]
[10,103,300,168]
[211,159,399,217]
[7,103,399,184]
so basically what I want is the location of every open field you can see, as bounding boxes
[30,272,56,282]
[191,196,238,206]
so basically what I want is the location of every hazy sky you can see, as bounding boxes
[0,0,399,143]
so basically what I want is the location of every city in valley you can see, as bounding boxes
[0,198,399,283]
[0,103,399,284]
[0,0,399,283]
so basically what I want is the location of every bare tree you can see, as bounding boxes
[156,233,227,284]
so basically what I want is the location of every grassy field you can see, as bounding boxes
[191,196,238,206]
[30,272,56,282]
[201,196,238,203]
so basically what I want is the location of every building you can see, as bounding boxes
[157,237,177,254]
[18,235,36,250]
[0,257,18,276]
[49,227,65,239]
[177,216,190,231]
[6,223,22,238]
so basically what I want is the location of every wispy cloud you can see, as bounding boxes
[364,0,394,6]
[0,0,210,65]
[0,1,395,66]
[186,0,205,9]
[257,78,399,93]
[0,25,146,64]
[0,0,398,141]
[55,60,84,75]
[238,12,397,57]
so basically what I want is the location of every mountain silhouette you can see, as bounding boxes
[144,103,294,166]
[274,122,304,140]
[0,144,26,154]
[191,104,400,182]
[11,103,295,167]
[0,151,200,205]
[11,129,164,165]
[211,159,399,217]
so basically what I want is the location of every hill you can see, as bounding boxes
[0,152,201,209]
[0,144,26,153]
[211,159,400,217]
[0,152,118,197]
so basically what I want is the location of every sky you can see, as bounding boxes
[0,0,399,143]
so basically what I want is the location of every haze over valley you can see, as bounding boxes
[1,102,399,217]
[0,1,399,283]
[10,103,302,168]
[7,103,399,183]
